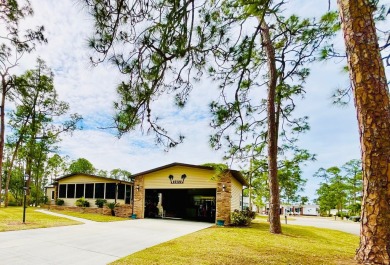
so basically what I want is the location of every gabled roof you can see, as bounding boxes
[131,162,249,186]
[230,170,249,186]
[54,173,133,185]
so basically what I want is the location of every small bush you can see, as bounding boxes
[95,198,107,208]
[336,211,349,219]
[7,201,18,206]
[42,196,49,204]
[56,199,65,206]
[106,202,119,209]
[106,202,119,216]
[348,203,361,216]
[230,208,256,226]
[244,207,256,219]
[75,197,90,207]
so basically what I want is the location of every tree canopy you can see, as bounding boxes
[68,158,96,175]
[82,0,338,234]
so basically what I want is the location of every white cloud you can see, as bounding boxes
[9,0,389,202]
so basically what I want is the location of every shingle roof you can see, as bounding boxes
[131,162,249,186]
[54,173,133,185]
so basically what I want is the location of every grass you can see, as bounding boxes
[257,214,297,222]
[0,206,81,232]
[111,218,359,265]
[50,209,129,222]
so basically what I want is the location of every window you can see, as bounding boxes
[95,183,105,199]
[51,190,55,200]
[85,183,94,198]
[105,183,116,199]
[67,184,75,198]
[76,184,84,198]
[117,184,125,200]
[125,185,132,204]
[59,184,66,198]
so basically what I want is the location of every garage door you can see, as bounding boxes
[145,188,216,222]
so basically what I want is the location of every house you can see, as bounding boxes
[131,162,249,223]
[300,205,319,216]
[262,204,320,216]
[46,173,134,207]
[242,196,258,212]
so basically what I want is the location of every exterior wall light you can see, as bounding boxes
[222,184,226,192]
[136,185,140,191]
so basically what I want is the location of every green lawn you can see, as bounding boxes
[0,206,81,232]
[111,218,359,265]
[50,210,129,222]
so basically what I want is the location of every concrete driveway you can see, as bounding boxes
[0,210,213,265]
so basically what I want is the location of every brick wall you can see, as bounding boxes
[47,205,103,214]
[216,172,232,224]
[46,204,133,218]
[133,175,145,218]
[109,204,133,218]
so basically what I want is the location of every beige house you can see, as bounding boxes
[132,163,248,223]
[47,173,133,207]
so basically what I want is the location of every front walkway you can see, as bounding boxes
[0,210,213,265]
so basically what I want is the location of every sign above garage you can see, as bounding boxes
[169,174,186,184]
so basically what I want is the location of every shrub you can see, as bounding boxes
[75,197,90,207]
[7,201,18,206]
[95,198,107,208]
[56,199,65,206]
[336,211,349,218]
[230,208,256,226]
[347,203,361,216]
[106,202,119,216]
[243,207,256,219]
[42,196,49,204]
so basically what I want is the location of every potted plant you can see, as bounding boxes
[216,219,225,226]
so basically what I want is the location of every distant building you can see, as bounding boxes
[242,196,258,212]
[330,209,348,216]
[262,204,319,216]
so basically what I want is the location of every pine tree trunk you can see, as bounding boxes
[260,19,282,234]
[0,82,6,207]
[337,1,390,264]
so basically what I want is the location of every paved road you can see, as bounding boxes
[286,216,360,235]
[0,210,212,265]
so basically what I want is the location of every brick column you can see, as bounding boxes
[133,175,145,218]
[216,173,232,224]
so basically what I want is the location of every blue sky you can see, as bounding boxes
[13,0,389,201]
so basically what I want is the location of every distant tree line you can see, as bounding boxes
[314,159,362,217]
[3,153,132,207]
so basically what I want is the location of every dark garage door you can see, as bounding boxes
[145,188,216,222]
